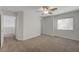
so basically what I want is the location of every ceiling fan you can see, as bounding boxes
[38,6,58,15]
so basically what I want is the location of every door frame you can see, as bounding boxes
[1,10,4,48]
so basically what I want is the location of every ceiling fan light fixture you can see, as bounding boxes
[43,10,49,14]
[39,6,57,15]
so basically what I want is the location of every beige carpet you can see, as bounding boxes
[0,35,79,52]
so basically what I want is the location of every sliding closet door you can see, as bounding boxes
[41,17,53,35]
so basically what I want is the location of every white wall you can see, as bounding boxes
[16,12,23,40]
[23,9,41,40]
[53,10,79,41]
[2,9,41,40]
[0,8,41,40]
[41,10,79,41]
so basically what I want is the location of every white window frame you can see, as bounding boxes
[57,18,73,30]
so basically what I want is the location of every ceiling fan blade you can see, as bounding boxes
[48,11,53,14]
[50,8,58,11]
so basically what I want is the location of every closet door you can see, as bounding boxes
[41,17,53,35]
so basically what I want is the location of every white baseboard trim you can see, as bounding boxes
[44,33,79,41]
[23,34,41,40]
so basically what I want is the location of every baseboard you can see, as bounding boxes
[43,33,79,41]
[23,34,41,40]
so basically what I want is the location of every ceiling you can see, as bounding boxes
[51,6,79,15]
[0,6,79,16]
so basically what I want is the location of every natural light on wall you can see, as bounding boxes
[57,18,73,30]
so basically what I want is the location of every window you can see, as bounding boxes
[57,18,73,30]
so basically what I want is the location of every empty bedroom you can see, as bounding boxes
[0,6,79,52]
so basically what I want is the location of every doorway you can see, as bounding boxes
[3,15,16,40]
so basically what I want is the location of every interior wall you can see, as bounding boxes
[53,10,79,41]
[1,9,41,40]
[23,10,41,40]
[16,12,23,40]
[41,10,79,41]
